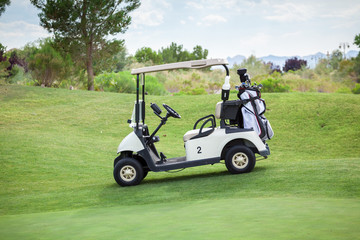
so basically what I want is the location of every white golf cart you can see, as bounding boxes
[113,59,271,186]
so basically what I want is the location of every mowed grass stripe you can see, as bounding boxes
[0,198,359,240]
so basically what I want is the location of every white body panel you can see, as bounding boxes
[117,131,144,154]
[185,128,267,161]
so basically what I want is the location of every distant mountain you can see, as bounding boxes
[226,55,246,66]
[227,50,359,69]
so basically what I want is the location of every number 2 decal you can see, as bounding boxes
[197,146,202,154]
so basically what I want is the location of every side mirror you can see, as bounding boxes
[151,103,162,115]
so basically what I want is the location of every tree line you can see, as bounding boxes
[0,1,360,93]
[135,43,208,64]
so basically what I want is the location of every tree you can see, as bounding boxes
[135,47,162,64]
[158,42,209,64]
[28,38,72,87]
[192,45,208,60]
[0,43,10,79]
[329,50,343,70]
[0,0,10,16]
[31,0,140,90]
[160,42,186,63]
[283,57,307,72]
[354,33,360,48]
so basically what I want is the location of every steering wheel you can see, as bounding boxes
[163,104,181,119]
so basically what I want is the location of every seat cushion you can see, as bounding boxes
[183,128,212,142]
[215,102,222,119]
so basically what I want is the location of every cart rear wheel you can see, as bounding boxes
[225,146,255,174]
[114,158,144,186]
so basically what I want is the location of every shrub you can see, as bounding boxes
[95,71,167,95]
[260,78,290,92]
[352,84,360,94]
[144,75,168,95]
[95,71,135,93]
[336,87,352,94]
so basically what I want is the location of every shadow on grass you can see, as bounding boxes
[107,165,267,188]
[97,165,269,206]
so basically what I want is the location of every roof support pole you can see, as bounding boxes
[142,73,145,124]
[136,74,140,130]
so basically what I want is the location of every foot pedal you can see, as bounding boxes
[156,152,167,164]
[160,152,167,162]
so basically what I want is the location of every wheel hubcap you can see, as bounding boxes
[232,152,249,169]
[120,165,136,182]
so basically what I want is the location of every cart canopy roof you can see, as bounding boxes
[131,58,228,75]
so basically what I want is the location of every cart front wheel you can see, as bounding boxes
[114,158,144,186]
[225,146,255,174]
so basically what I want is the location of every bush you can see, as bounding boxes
[335,87,352,94]
[95,71,135,93]
[260,78,290,92]
[352,84,360,94]
[95,71,168,95]
[7,66,33,85]
[144,75,168,95]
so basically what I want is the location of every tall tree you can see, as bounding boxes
[135,47,162,64]
[192,45,208,60]
[31,0,140,90]
[158,42,209,64]
[0,0,10,16]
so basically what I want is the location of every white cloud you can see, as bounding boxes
[0,21,51,48]
[265,3,315,22]
[132,10,164,27]
[131,0,170,28]
[320,3,360,19]
[197,14,227,26]
[281,31,301,38]
[186,2,204,9]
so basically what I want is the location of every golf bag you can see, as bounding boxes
[219,68,274,141]
[238,87,274,141]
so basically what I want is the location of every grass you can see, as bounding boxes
[0,85,359,239]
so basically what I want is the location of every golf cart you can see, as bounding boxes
[113,59,272,186]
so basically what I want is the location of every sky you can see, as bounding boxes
[0,0,359,59]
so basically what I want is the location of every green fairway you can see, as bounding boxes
[1,198,359,240]
[0,85,359,239]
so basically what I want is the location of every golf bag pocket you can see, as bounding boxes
[260,116,274,140]
[242,107,261,134]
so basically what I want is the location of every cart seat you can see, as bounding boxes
[183,128,212,142]
[215,102,222,119]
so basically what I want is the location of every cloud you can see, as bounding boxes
[0,21,49,37]
[265,3,315,22]
[197,14,227,26]
[132,10,164,27]
[320,3,360,19]
[131,0,170,28]
[0,21,51,48]
[186,2,204,9]
[281,31,301,38]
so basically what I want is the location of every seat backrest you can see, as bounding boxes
[215,102,222,119]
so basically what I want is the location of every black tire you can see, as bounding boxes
[225,145,255,174]
[114,158,144,187]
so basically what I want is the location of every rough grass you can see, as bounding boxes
[0,85,359,239]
